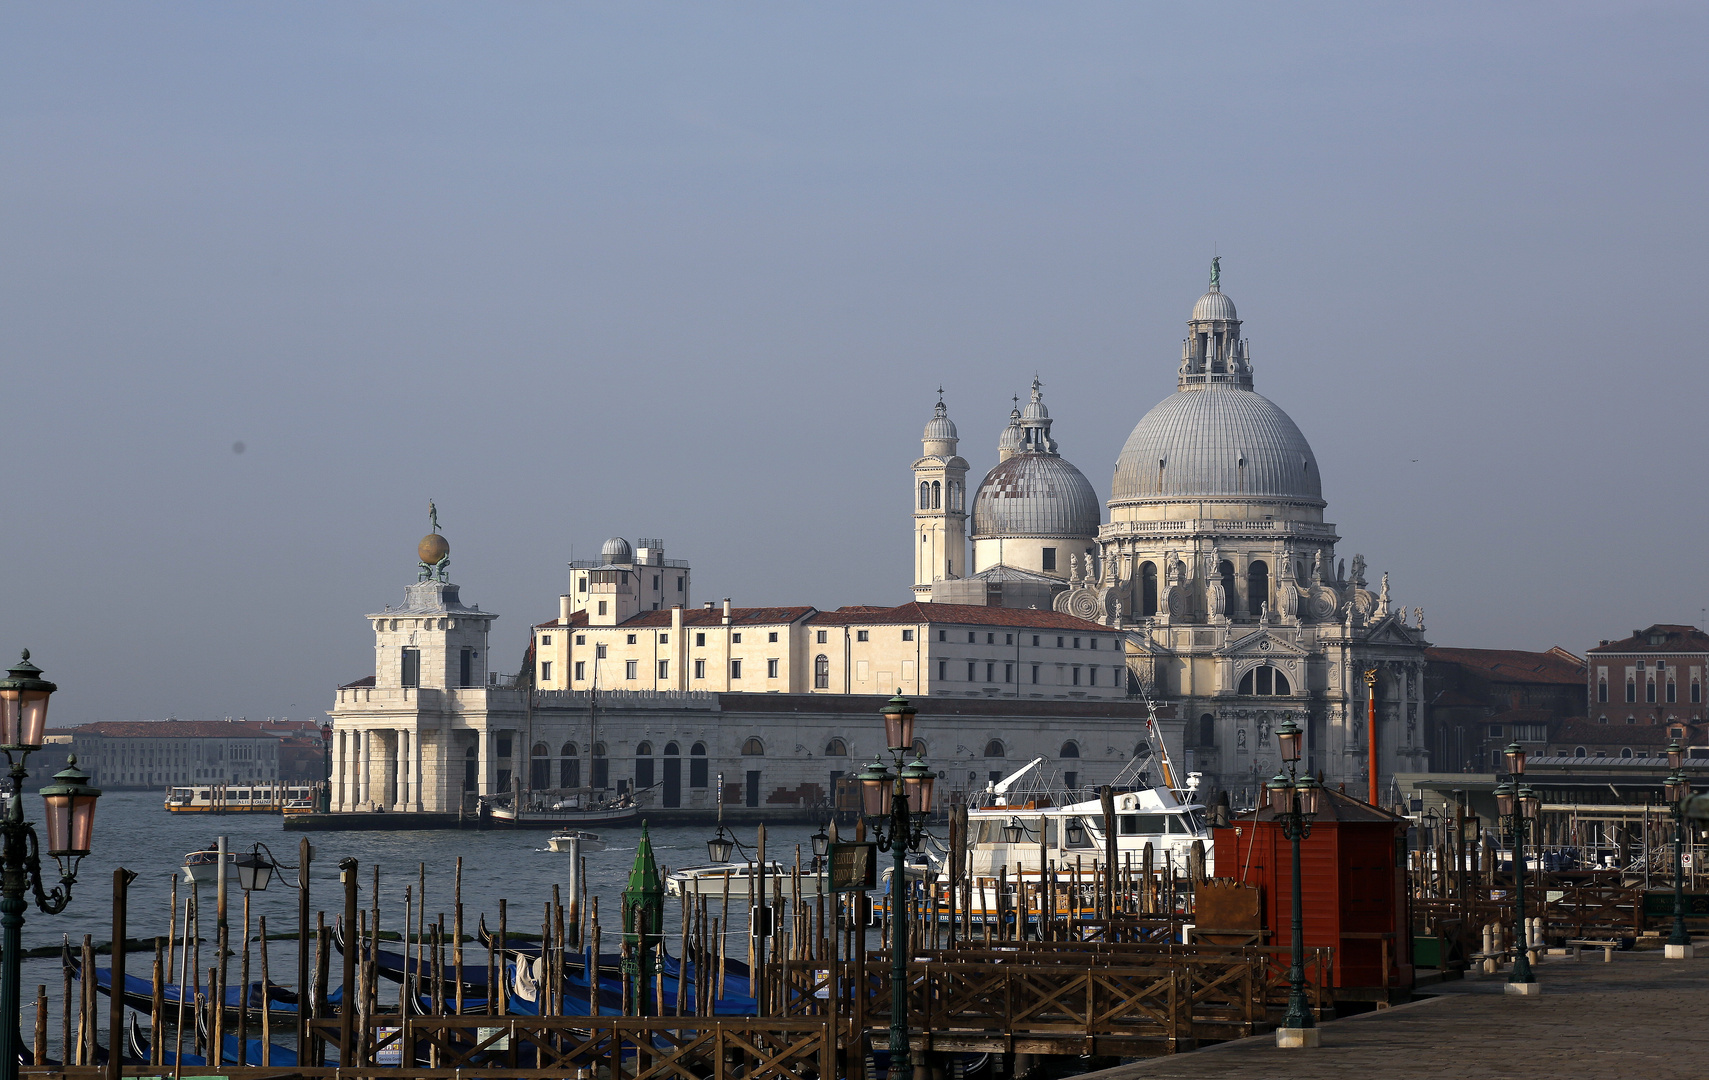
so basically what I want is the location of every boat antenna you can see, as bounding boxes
[1135,680,1181,794]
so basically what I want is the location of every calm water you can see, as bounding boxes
[20,790,828,1061]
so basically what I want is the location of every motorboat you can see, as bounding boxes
[181,848,235,885]
[547,831,607,853]
[487,793,639,829]
[664,861,830,899]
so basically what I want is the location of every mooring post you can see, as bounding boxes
[107,868,135,1080]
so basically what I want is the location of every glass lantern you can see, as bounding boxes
[0,650,56,751]
[1517,786,1541,822]
[40,756,101,860]
[881,694,918,753]
[1494,780,1515,818]
[236,846,277,892]
[1276,717,1303,764]
[900,758,935,816]
[1504,741,1527,777]
[1266,772,1291,814]
[1667,741,1684,772]
[1294,775,1322,818]
[857,759,893,820]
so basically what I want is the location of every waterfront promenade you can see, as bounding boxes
[1085,950,1708,1079]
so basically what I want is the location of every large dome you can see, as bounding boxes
[1110,387,1323,506]
[973,453,1101,538]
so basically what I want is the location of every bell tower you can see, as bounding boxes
[913,391,968,599]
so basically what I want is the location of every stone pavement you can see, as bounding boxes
[1080,950,1709,1079]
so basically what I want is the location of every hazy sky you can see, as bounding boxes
[4,3,1705,725]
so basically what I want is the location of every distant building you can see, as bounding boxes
[1585,625,1709,744]
[69,720,288,789]
[1424,646,1586,771]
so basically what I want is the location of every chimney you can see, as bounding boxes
[559,594,572,625]
[722,598,732,625]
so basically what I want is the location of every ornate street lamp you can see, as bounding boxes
[864,695,932,1080]
[706,770,736,864]
[1503,773,1540,993]
[810,824,830,859]
[0,652,100,1080]
[1663,755,1693,958]
[1270,715,1319,1047]
[1002,816,1027,844]
[236,844,279,892]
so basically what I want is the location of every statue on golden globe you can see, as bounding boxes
[418,501,451,582]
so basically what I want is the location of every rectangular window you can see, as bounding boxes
[1072,666,1081,686]
[767,658,779,679]
[967,662,976,681]
[1088,666,1097,686]
[1032,664,1040,684]
[540,661,553,682]
[938,660,947,680]
[690,757,707,787]
[1488,724,1503,737]
[541,634,552,646]
[1628,681,1637,703]
[902,629,914,641]
[1695,682,1702,704]
[1004,663,1013,683]
[626,634,637,644]
[732,632,742,643]
[1090,638,1098,650]
[677,576,685,592]
[401,647,420,688]
[574,661,585,681]
[1005,634,1013,645]
[986,662,995,683]
[938,630,947,642]
[597,601,607,615]
[652,574,660,589]
[1599,681,1608,702]
[659,633,668,644]
[817,630,828,643]
[461,648,474,687]
[1042,547,1057,572]
[596,644,608,659]
[696,632,706,646]
[625,660,638,680]
[694,659,706,679]
[1647,680,1657,703]
[730,659,743,679]
[1032,635,1039,647]
[576,634,586,645]
[987,633,995,644]
[1073,637,1082,649]
[1057,637,1065,648]
[857,630,869,642]
[1667,681,1677,703]
[768,631,778,642]
[968,632,976,643]
[658,660,669,679]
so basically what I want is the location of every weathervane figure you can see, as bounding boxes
[419,501,450,582]
[1210,256,1221,290]
[429,500,440,534]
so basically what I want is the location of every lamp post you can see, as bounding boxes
[1497,742,1540,994]
[1664,742,1693,958]
[859,694,933,1080]
[1269,716,1320,1047]
[0,651,101,1080]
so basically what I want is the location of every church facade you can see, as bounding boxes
[918,263,1430,805]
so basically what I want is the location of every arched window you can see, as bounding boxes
[912,738,927,757]
[742,737,765,756]
[559,742,580,789]
[1647,679,1657,703]
[561,742,578,757]
[950,481,962,511]
[1059,741,1079,758]
[1198,713,1216,748]
[1667,681,1677,703]
[1574,746,1587,757]
[1140,562,1158,616]
[1627,679,1636,703]
[1247,560,1268,617]
[1217,560,1237,613]
[931,480,941,509]
[591,742,609,789]
[532,742,550,757]
[984,739,1005,758]
[1237,665,1292,696]
[691,742,707,755]
[636,741,653,757]
[530,743,550,790]
[689,742,708,788]
[824,738,848,756]
[1620,747,1633,758]
[814,654,830,689]
[664,742,679,755]
[919,481,930,510]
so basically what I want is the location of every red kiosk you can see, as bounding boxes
[1212,786,1413,1002]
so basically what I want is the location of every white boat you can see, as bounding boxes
[665,861,830,899]
[181,848,235,885]
[488,794,639,829]
[165,783,315,815]
[546,831,607,852]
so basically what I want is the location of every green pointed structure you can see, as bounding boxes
[621,821,664,1015]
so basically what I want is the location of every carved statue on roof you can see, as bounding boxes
[1210,256,1221,290]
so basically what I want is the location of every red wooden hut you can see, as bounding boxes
[1211,787,1412,1001]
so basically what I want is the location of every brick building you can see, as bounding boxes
[1424,646,1586,772]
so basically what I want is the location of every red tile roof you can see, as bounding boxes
[811,602,1110,632]
[71,720,279,739]
[1587,625,1709,654]
[1425,647,1585,685]
[619,606,818,628]
[537,612,589,629]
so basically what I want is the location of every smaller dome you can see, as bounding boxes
[972,453,1101,539]
[997,420,1024,455]
[418,534,449,566]
[601,536,633,563]
[1192,288,1238,323]
[923,398,957,442]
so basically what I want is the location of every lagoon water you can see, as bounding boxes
[21,790,827,1061]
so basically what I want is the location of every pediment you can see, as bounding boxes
[1216,628,1313,659]
[1361,613,1427,648]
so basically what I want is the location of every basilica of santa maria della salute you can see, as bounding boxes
[327,264,1429,819]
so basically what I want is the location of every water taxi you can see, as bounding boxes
[164,784,316,814]
[546,831,608,853]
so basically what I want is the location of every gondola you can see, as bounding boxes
[62,939,300,1024]
[333,916,495,993]
[189,1003,298,1066]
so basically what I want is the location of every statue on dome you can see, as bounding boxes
[1210,256,1221,290]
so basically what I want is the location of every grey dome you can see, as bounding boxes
[973,453,1101,539]
[1110,387,1323,506]
[922,399,957,442]
[1192,289,1238,322]
[997,419,1024,455]
[601,536,633,562]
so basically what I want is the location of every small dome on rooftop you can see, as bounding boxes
[601,536,633,563]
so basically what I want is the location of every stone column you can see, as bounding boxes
[329,731,343,811]
[359,730,372,809]
[478,730,491,798]
[395,730,410,811]
[411,731,425,812]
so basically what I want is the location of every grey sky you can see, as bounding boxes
[3,3,1704,725]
